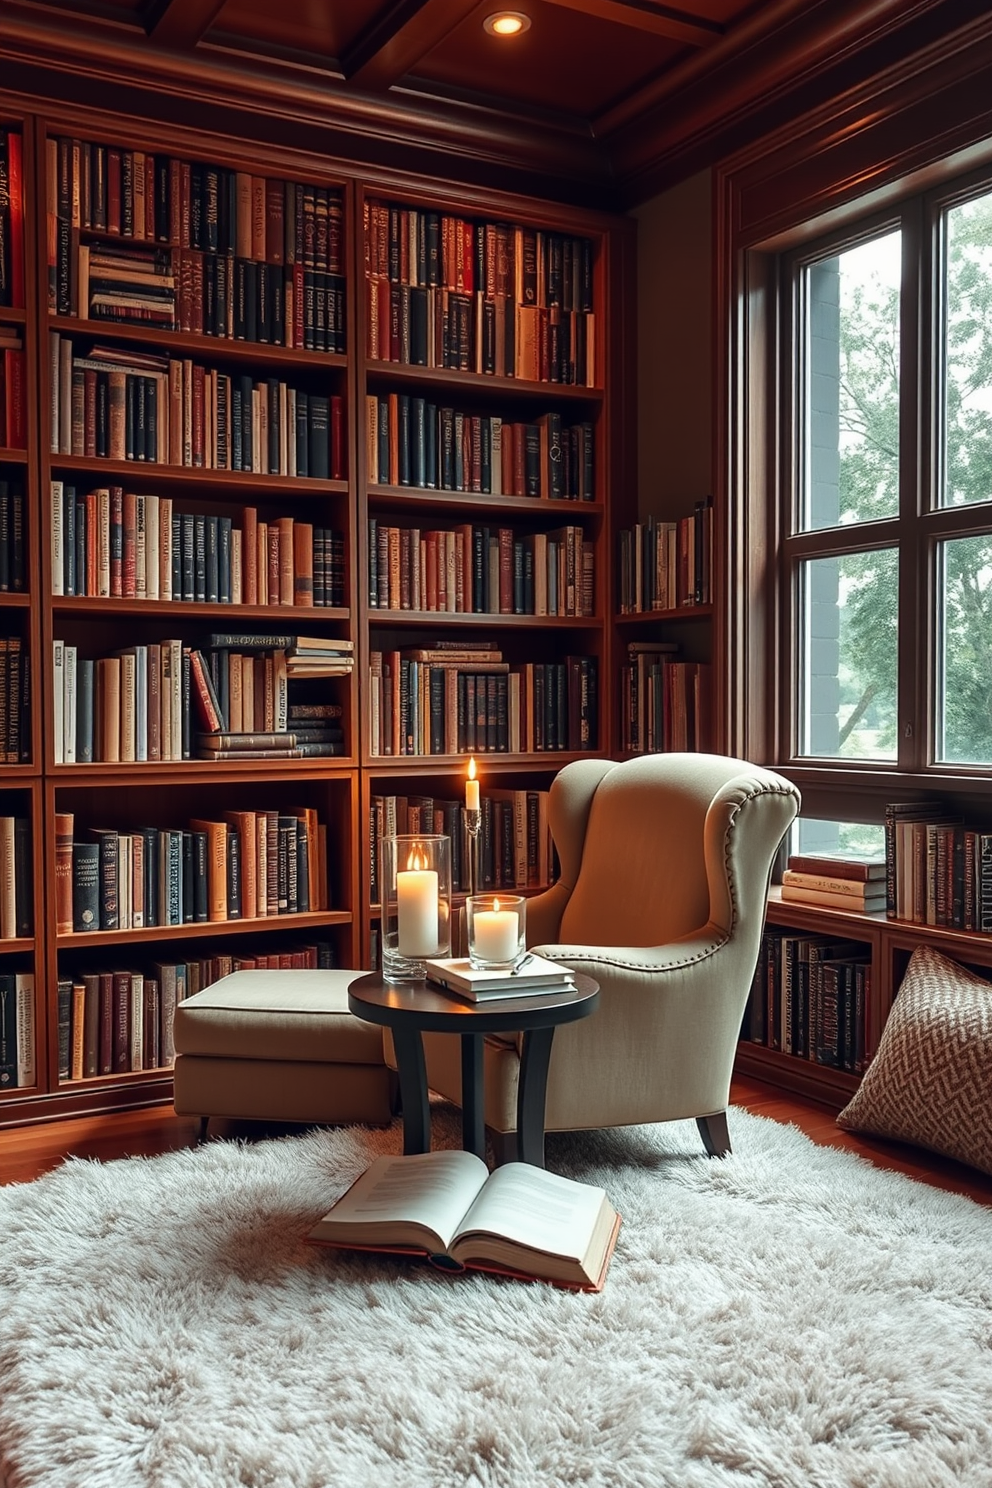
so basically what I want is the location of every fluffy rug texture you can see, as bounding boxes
[2,1107,992,1488]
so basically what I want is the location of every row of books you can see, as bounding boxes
[883,802,992,931]
[73,240,346,353]
[368,647,598,757]
[0,635,30,764]
[365,396,595,502]
[51,485,345,608]
[56,940,337,1084]
[0,336,26,448]
[367,278,594,386]
[741,928,872,1072]
[619,646,712,754]
[0,973,34,1089]
[0,129,24,309]
[49,134,343,278]
[0,816,31,939]
[368,520,594,618]
[51,635,351,764]
[369,789,554,903]
[0,480,25,591]
[50,139,344,262]
[365,201,594,384]
[365,203,592,310]
[55,806,329,933]
[50,336,345,476]
[617,503,713,613]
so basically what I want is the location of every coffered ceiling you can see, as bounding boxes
[0,0,987,207]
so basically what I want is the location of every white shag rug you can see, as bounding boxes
[2,1107,992,1488]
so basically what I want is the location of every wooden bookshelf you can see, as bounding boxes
[354,182,633,965]
[0,96,634,1126]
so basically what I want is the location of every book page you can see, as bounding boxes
[311,1150,489,1252]
[451,1162,607,1263]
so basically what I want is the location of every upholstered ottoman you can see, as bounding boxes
[172,969,396,1134]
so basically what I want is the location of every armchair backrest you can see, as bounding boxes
[554,753,798,948]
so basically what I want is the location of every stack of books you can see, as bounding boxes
[780,853,887,913]
[424,952,575,1002]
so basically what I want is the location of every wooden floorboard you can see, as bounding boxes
[1,1082,990,1205]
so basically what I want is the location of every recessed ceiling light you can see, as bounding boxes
[483,12,531,37]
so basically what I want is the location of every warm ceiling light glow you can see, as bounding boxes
[484,12,531,37]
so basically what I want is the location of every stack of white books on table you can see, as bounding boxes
[424,953,576,1002]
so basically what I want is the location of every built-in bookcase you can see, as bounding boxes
[355,183,632,964]
[0,98,634,1127]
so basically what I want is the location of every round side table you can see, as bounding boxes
[348,972,599,1167]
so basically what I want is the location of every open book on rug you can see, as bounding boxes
[308,1150,620,1292]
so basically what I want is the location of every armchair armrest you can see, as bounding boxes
[531,926,730,985]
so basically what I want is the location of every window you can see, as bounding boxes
[780,178,992,781]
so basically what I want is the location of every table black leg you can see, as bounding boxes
[516,1026,555,1167]
[460,1034,485,1159]
[391,1025,431,1155]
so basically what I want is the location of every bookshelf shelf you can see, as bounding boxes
[0,308,26,327]
[368,484,605,518]
[46,455,349,499]
[366,610,599,630]
[56,910,352,950]
[49,315,349,373]
[363,360,603,402]
[362,749,603,772]
[615,605,713,623]
[0,447,27,463]
[49,596,352,622]
[48,759,355,782]
[0,592,30,607]
[0,938,34,955]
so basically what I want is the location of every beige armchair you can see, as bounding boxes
[409,752,800,1161]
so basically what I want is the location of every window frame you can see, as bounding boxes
[721,141,992,828]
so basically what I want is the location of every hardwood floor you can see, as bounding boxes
[1,1076,990,1205]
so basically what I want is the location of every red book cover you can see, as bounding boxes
[265,179,284,264]
[85,491,98,595]
[7,130,24,308]
[122,489,137,597]
[3,349,25,448]
[188,649,223,732]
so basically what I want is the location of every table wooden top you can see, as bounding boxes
[348,970,600,1035]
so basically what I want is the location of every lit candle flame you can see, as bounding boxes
[468,756,477,781]
[406,847,428,872]
[493,898,500,913]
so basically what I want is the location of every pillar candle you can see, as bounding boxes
[397,866,439,957]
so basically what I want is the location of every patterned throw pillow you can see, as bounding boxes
[837,944,992,1175]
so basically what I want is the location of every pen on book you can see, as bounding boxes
[512,953,536,975]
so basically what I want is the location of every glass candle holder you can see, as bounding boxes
[466,893,526,972]
[380,834,452,981]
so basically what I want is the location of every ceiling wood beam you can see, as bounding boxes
[539,0,722,48]
[341,0,484,89]
[145,0,228,49]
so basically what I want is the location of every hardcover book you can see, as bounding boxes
[307,1150,619,1292]
[423,952,575,1000]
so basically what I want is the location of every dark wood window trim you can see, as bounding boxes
[716,18,992,829]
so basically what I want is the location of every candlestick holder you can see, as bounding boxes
[380,834,452,982]
[465,807,481,897]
